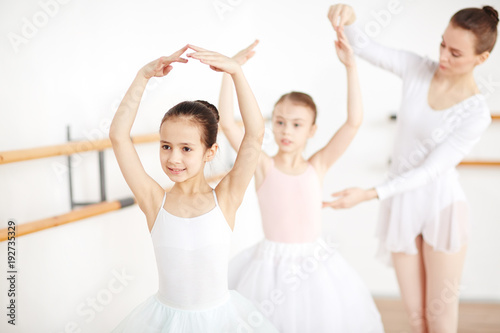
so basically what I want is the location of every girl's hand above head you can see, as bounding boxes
[335,29,355,68]
[187,45,241,75]
[322,188,377,209]
[232,40,259,65]
[327,4,356,31]
[140,45,189,79]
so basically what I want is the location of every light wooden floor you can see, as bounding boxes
[374,298,500,333]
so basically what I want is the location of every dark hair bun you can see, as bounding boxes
[194,100,220,123]
[483,6,499,24]
[451,6,498,53]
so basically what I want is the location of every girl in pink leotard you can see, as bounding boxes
[217,26,384,333]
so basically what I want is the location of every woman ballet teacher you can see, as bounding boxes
[324,4,498,333]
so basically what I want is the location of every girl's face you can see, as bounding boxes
[272,100,317,153]
[159,117,217,183]
[438,23,489,76]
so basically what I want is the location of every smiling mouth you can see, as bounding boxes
[168,167,186,174]
[281,139,292,145]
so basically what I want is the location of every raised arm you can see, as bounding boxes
[309,28,363,178]
[218,40,259,152]
[109,46,188,227]
[187,45,264,228]
[328,4,428,79]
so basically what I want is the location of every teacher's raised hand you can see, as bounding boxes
[327,4,356,31]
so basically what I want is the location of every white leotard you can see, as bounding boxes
[151,190,231,310]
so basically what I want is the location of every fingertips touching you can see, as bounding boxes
[187,44,208,52]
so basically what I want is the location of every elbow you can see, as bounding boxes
[108,123,125,144]
[348,114,363,129]
[353,121,363,130]
[246,124,265,144]
[347,120,362,130]
[108,124,118,142]
[255,118,265,141]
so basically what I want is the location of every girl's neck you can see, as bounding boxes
[273,150,308,169]
[170,173,212,195]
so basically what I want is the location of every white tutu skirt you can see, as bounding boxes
[111,290,279,333]
[377,170,469,266]
[229,238,384,333]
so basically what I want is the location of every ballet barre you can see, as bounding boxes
[458,161,500,167]
[0,198,135,241]
[389,113,500,121]
[0,133,160,165]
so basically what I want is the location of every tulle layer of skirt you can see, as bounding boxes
[229,238,384,333]
[377,171,469,265]
[111,290,279,333]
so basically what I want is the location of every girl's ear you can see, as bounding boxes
[308,124,318,138]
[204,143,219,162]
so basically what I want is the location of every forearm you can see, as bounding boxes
[375,124,488,200]
[343,22,416,78]
[110,73,149,139]
[230,69,264,139]
[345,64,363,128]
[218,73,235,129]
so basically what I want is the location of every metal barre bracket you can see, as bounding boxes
[67,126,107,209]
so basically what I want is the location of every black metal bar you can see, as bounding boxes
[72,202,101,206]
[119,197,135,208]
[98,150,106,202]
[67,126,75,210]
[67,127,108,209]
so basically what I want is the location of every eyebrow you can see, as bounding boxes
[275,116,307,122]
[160,140,194,146]
[442,36,462,54]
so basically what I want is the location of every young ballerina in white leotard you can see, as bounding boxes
[218,28,384,332]
[324,4,498,333]
[109,45,278,332]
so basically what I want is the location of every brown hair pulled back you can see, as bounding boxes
[450,6,499,54]
[274,91,317,124]
[160,100,219,149]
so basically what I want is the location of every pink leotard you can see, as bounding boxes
[257,159,322,243]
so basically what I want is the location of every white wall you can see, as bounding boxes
[1,0,499,332]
